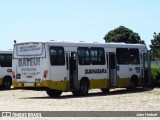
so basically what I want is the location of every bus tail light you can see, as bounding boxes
[12,71,16,79]
[44,70,48,78]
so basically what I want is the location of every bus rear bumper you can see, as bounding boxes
[12,80,69,91]
[12,81,50,90]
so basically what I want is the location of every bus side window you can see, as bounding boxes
[110,54,116,69]
[0,54,12,67]
[116,48,129,65]
[78,47,90,65]
[70,52,76,70]
[130,49,140,64]
[49,47,65,66]
[90,47,105,65]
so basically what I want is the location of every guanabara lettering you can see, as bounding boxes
[85,69,107,74]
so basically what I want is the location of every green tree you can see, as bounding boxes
[150,32,160,60]
[103,26,145,44]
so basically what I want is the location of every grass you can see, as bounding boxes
[151,66,160,81]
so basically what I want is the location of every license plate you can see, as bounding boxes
[24,83,34,87]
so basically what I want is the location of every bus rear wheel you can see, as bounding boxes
[2,77,12,89]
[79,81,89,96]
[126,77,137,91]
[46,89,62,97]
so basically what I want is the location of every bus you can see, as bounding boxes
[12,41,151,97]
[0,50,12,89]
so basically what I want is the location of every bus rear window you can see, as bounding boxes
[16,43,43,56]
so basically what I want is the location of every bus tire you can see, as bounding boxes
[127,76,138,91]
[101,88,110,94]
[79,80,89,96]
[46,89,62,97]
[2,77,12,89]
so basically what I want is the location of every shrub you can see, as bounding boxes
[151,66,160,87]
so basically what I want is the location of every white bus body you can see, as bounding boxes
[0,50,12,89]
[12,41,151,97]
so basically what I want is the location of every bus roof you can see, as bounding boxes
[0,50,12,54]
[15,40,147,49]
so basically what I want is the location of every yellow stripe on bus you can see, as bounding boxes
[13,77,142,91]
[0,78,3,85]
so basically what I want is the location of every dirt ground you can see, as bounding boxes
[0,87,160,120]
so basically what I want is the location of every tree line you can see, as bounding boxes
[103,26,160,60]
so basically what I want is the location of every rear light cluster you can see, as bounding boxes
[12,71,16,79]
[43,70,48,78]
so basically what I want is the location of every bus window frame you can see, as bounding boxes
[90,47,105,65]
[49,46,65,66]
[116,48,130,65]
[0,54,12,67]
[129,48,140,65]
[77,47,90,65]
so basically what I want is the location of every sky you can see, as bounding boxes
[0,0,160,50]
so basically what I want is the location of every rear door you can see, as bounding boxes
[66,51,78,90]
[142,52,151,85]
[108,53,117,87]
